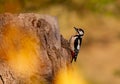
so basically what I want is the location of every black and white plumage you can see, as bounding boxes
[69,27,84,63]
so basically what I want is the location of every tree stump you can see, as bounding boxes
[0,13,71,84]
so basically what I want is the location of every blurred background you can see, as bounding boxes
[1,0,120,84]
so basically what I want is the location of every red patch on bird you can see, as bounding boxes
[71,50,75,58]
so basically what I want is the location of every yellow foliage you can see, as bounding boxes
[0,24,40,76]
[55,65,87,84]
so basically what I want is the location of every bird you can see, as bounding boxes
[69,27,84,63]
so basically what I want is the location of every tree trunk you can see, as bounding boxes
[0,13,71,84]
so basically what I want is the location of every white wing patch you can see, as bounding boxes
[77,45,80,50]
[77,40,80,50]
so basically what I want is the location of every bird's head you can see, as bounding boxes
[74,27,84,36]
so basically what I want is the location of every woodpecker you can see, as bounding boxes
[69,27,84,63]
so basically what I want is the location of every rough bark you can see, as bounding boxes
[0,13,71,84]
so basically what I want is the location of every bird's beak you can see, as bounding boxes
[74,27,79,33]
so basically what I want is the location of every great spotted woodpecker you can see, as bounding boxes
[69,27,84,63]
